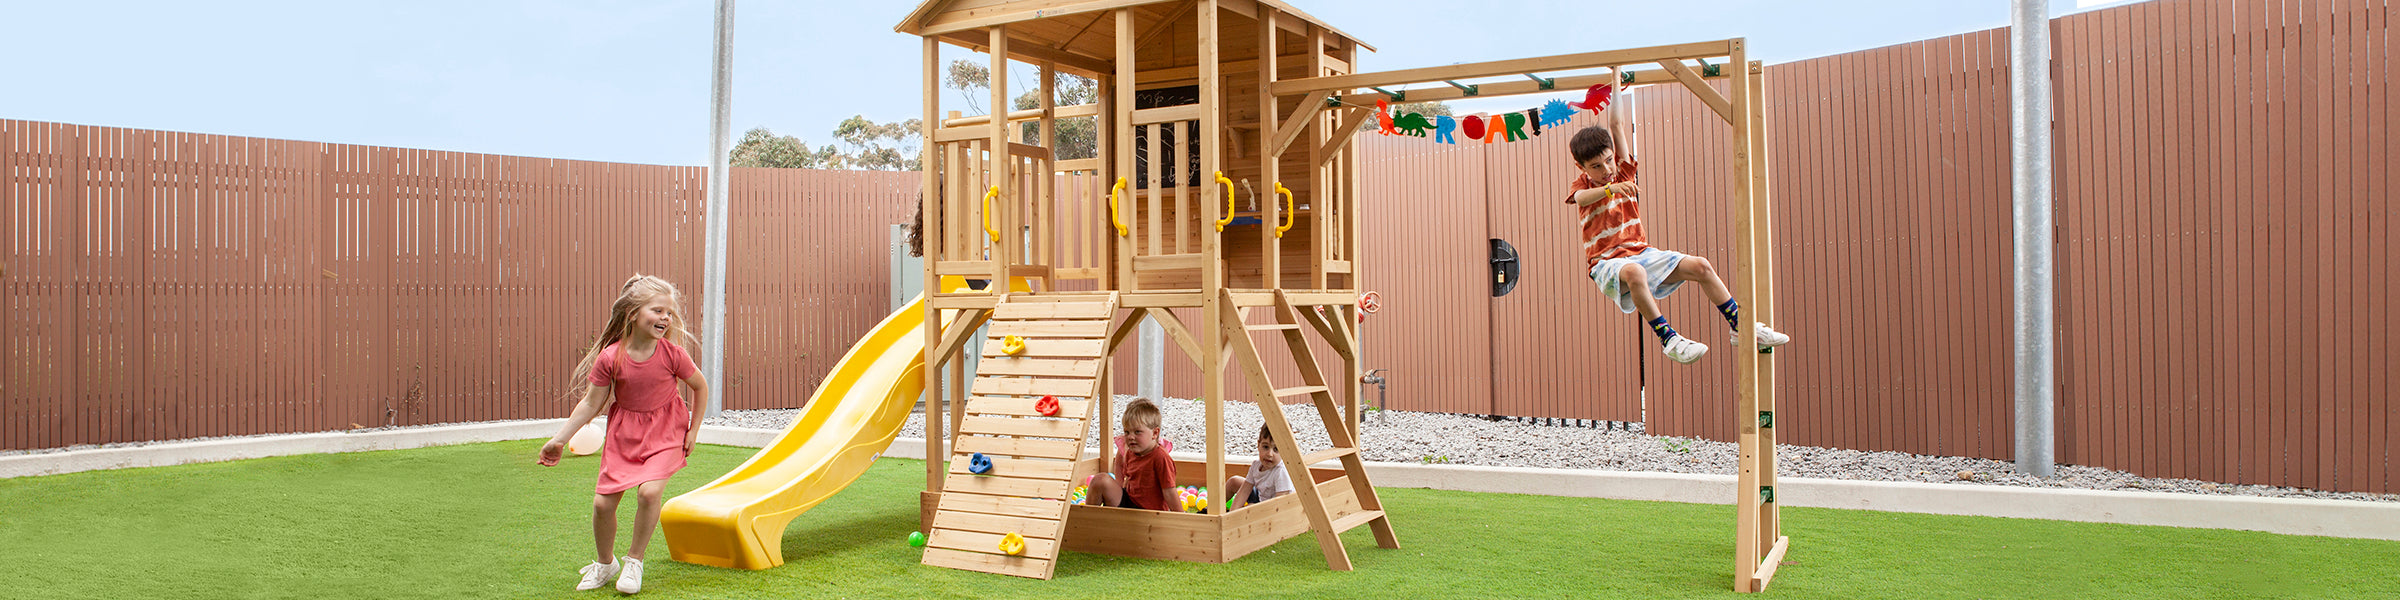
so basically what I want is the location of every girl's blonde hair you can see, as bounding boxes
[565,273,701,401]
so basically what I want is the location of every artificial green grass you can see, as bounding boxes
[2,441,2393,599]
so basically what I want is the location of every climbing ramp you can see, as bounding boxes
[919,293,1119,580]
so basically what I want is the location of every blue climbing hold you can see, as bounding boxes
[969,452,994,475]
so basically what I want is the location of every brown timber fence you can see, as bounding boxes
[0,120,915,449]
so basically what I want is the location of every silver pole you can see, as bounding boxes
[2010,0,2055,477]
[701,0,734,419]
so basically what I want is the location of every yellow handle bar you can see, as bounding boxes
[1213,171,1234,232]
[1274,182,1296,238]
[982,185,1001,243]
[1109,177,1128,237]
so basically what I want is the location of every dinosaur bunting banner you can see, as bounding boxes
[1375,82,1612,145]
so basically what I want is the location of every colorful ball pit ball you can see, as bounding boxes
[1176,485,1209,513]
[907,531,927,547]
[1068,485,1089,505]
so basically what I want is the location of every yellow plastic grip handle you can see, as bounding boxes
[1213,171,1234,232]
[1109,177,1128,237]
[999,532,1027,556]
[982,185,1001,243]
[1273,182,1296,238]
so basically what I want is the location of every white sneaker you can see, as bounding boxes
[1734,324,1792,350]
[1662,335,1709,364]
[575,560,618,591]
[615,556,644,594]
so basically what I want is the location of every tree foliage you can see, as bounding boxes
[728,116,922,172]
[945,59,1098,161]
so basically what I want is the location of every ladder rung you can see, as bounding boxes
[1298,447,1357,465]
[1246,323,1302,331]
[1271,385,1329,398]
[1328,509,1385,533]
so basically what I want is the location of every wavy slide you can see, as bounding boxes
[661,290,958,570]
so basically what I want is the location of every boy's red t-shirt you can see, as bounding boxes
[1563,157,1648,266]
[1115,443,1178,511]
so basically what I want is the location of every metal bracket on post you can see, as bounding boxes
[1759,486,1775,504]
[1524,73,1555,90]
[1443,80,1478,96]
[1369,86,1403,102]
[1758,411,1773,429]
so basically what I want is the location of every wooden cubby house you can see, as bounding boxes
[897,0,1783,591]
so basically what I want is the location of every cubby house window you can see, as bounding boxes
[1131,85,1201,189]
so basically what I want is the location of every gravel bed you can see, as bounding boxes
[707,396,2400,504]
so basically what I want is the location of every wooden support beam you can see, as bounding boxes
[1134,0,1199,50]
[941,103,1101,128]
[1268,90,1331,158]
[1269,39,1736,96]
[1659,59,1735,124]
[1325,67,1725,107]
[1143,308,1206,368]
[1312,108,1373,169]
[988,25,1014,287]
[930,310,996,365]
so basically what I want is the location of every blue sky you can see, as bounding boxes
[1,0,2129,167]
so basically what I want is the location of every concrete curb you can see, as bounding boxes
[0,420,565,479]
[7,425,2395,542]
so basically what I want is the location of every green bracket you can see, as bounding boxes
[1524,73,1555,90]
[1443,80,1478,96]
[1621,70,1636,84]
[1699,59,1722,77]
[1759,486,1776,504]
[1370,87,1404,102]
[1758,411,1774,429]
[1324,96,1342,108]
[1760,345,1774,355]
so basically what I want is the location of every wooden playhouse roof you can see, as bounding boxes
[894,0,1372,76]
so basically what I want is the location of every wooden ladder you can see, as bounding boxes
[1221,289,1400,570]
[919,293,1117,580]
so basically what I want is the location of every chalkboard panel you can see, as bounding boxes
[1133,85,1203,189]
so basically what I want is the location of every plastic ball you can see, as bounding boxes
[907,531,927,547]
[566,422,604,456]
[1068,485,1089,504]
[1174,485,1209,513]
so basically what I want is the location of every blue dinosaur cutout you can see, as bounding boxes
[1541,99,1578,129]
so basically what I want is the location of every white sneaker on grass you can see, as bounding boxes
[1733,324,1792,350]
[615,556,644,594]
[575,560,618,591]
[1663,335,1709,364]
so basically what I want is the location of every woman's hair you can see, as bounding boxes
[1122,398,1163,433]
[563,274,700,402]
[906,192,926,258]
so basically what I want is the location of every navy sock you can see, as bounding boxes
[1648,316,1680,345]
[1717,299,1741,330]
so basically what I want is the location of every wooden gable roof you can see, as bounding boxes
[896,0,1371,77]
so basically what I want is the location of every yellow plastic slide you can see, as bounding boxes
[661,289,957,570]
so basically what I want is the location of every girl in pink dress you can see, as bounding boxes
[538,274,710,594]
